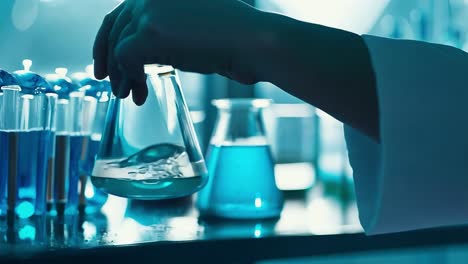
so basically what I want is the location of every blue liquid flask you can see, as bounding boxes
[197,99,283,219]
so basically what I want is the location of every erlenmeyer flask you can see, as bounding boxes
[197,99,283,219]
[92,65,207,200]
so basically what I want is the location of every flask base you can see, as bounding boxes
[91,175,206,200]
[198,204,283,220]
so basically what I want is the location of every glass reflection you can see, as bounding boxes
[199,216,278,239]
[125,198,193,226]
[18,224,35,240]
[116,197,197,243]
[166,217,201,241]
[76,210,108,246]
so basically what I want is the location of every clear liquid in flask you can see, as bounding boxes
[82,136,108,212]
[93,66,208,199]
[91,143,207,200]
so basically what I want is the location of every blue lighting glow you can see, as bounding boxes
[18,225,36,240]
[15,201,34,219]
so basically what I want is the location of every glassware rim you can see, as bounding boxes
[212,98,272,109]
[1,85,21,92]
[144,64,175,75]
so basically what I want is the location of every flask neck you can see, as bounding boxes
[210,107,268,146]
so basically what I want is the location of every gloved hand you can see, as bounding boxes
[94,0,380,141]
[93,0,264,105]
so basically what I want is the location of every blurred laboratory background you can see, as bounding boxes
[2,0,466,190]
[1,0,466,166]
[0,0,467,263]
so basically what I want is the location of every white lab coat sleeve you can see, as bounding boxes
[344,35,468,235]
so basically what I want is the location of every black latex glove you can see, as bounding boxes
[93,0,379,141]
[93,0,262,105]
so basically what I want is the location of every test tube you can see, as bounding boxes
[2,86,21,128]
[54,99,71,214]
[1,86,20,217]
[65,91,101,214]
[7,131,18,218]
[69,69,110,213]
[65,91,84,214]
[45,93,58,211]
[16,92,49,218]
[33,92,52,215]
[91,90,110,140]
[0,70,19,217]
[2,63,55,219]
[81,82,110,213]
[0,92,3,215]
[77,95,97,210]
[0,91,3,114]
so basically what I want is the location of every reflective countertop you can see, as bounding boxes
[2,182,468,263]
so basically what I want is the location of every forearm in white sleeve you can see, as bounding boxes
[345,35,468,235]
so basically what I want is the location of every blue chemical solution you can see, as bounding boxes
[84,139,101,173]
[82,138,108,213]
[65,136,107,215]
[54,134,70,214]
[35,130,51,215]
[65,135,84,214]
[197,144,283,219]
[45,131,55,211]
[18,224,36,241]
[0,130,49,218]
[0,132,8,215]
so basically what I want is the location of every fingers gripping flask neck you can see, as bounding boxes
[91,65,207,200]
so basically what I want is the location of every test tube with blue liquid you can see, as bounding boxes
[197,99,283,219]
[44,92,58,212]
[2,60,54,219]
[0,70,51,218]
[53,97,71,215]
[67,90,98,215]
[46,68,75,215]
[70,66,109,213]
[80,82,110,212]
[0,68,19,216]
[12,61,57,215]
[47,68,97,215]
[13,63,58,213]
